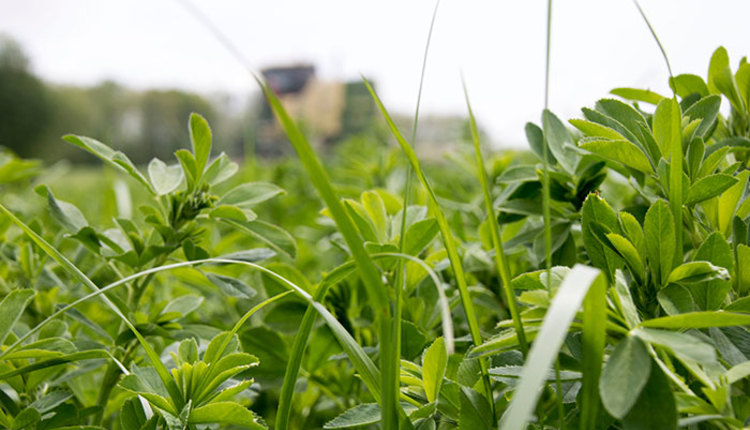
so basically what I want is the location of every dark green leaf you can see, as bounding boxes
[599,336,651,419]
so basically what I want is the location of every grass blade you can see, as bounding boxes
[499,264,605,430]
[463,80,528,356]
[256,79,401,426]
[389,2,441,427]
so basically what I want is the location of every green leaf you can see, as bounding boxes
[670,74,709,98]
[610,87,665,105]
[11,407,40,430]
[148,158,183,196]
[622,365,676,430]
[203,152,239,186]
[458,387,492,430]
[606,233,645,283]
[599,336,651,419]
[324,403,381,429]
[422,337,447,403]
[175,149,198,191]
[644,200,675,287]
[361,191,388,242]
[525,122,557,164]
[594,99,649,146]
[189,401,264,429]
[542,109,579,174]
[222,219,296,259]
[657,284,695,316]
[218,182,284,207]
[667,261,730,285]
[496,165,538,184]
[683,95,721,139]
[206,273,257,299]
[738,244,750,295]
[162,295,203,319]
[0,289,35,345]
[62,134,155,194]
[708,47,744,111]
[403,218,438,256]
[499,265,605,430]
[579,139,652,174]
[581,194,622,282]
[35,185,88,232]
[640,311,750,329]
[189,113,212,177]
[633,328,716,363]
[685,174,738,206]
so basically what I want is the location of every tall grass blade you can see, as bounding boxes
[362,78,495,418]
[390,2,441,427]
[463,81,528,355]
[542,1,565,426]
[256,79,401,426]
[499,265,605,430]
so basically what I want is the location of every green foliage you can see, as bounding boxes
[2,10,750,430]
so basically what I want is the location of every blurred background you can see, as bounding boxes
[1,0,750,164]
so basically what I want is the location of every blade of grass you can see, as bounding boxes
[541,1,565,426]
[0,203,184,409]
[256,78,401,427]
[362,77,495,419]
[390,2,441,428]
[498,265,605,430]
[463,79,528,356]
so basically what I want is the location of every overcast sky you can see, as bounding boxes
[2,0,749,148]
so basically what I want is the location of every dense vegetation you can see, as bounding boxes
[3,6,750,430]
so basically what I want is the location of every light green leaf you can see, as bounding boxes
[599,336,651,419]
[610,87,665,105]
[189,113,212,177]
[633,328,716,363]
[542,109,579,174]
[203,153,239,186]
[644,200,675,287]
[422,337,447,403]
[324,403,381,429]
[189,401,264,429]
[218,182,284,207]
[640,311,750,329]
[35,185,87,232]
[62,134,155,194]
[222,219,296,259]
[148,158,183,196]
[579,139,652,173]
[606,233,645,283]
[361,191,388,242]
[708,47,744,112]
[403,218,438,256]
[206,274,257,299]
[667,261,730,285]
[670,74,708,98]
[685,174,738,206]
[0,289,35,344]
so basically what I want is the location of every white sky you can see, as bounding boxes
[2,0,749,148]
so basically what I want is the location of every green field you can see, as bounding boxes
[3,3,750,429]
